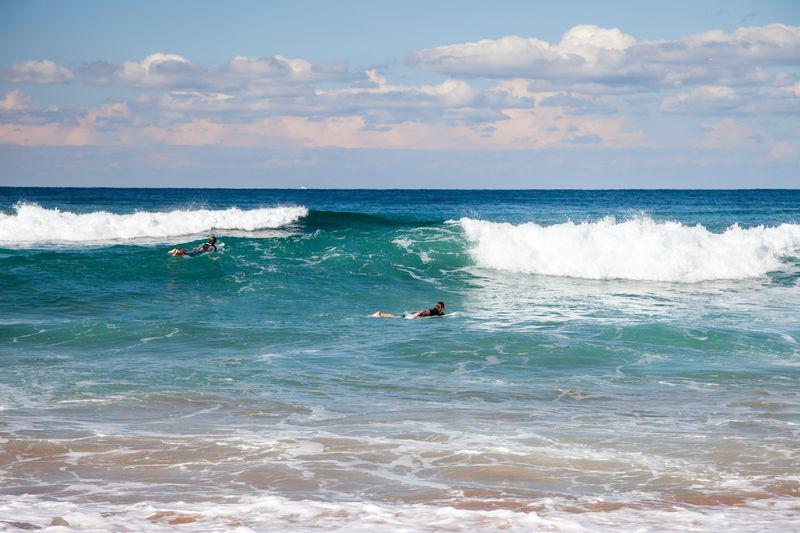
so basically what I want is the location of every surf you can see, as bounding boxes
[459,216,800,282]
[0,203,308,245]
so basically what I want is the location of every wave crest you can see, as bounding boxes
[459,216,800,282]
[0,203,308,244]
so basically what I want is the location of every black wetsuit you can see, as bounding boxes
[416,307,444,317]
[183,242,216,256]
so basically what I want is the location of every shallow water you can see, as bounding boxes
[1,188,799,531]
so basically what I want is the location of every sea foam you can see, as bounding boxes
[0,203,308,244]
[460,216,800,282]
[2,493,799,532]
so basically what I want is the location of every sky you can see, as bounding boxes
[0,0,798,188]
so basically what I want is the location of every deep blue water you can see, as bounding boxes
[4,188,800,228]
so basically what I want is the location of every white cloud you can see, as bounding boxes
[0,90,30,112]
[318,76,477,108]
[0,64,637,151]
[557,25,636,65]
[139,75,642,151]
[743,81,800,114]
[412,24,800,89]
[661,86,740,113]
[139,109,642,151]
[227,55,320,83]
[0,102,129,146]
[420,79,476,106]
[0,60,74,83]
[660,79,800,115]
[227,55,286,77]
[488,79,536,99]
[365,68,386,86]
[154,72,503,126]
[5,25,796,155]
[117,53,195,87]
[160,91,236,111]
[84,53,352,88]
[411,25,636,81]
[273,55,314,82]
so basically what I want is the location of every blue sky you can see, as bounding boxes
[1,0,798,187]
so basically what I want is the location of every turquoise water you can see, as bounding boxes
[1,189,799,531]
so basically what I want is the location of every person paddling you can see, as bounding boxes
[371,301,445,319]
[168,235,217,257]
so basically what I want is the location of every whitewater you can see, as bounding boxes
[460,216,800,282]
[0,202,308,243]
[1,188,799,533]
[3,202,798,283]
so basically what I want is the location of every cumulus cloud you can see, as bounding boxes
[152,71,531,126]
[135,73,642,151]
[81,53,202,87]
[0,64,618,151]
[743,81,800,114]
[411,26,635,81]
[661,80,800,115]
[316,76,476,106]
[412,23,800,88]
[82,53,353,88]
[312,77,483,122]
[228,55,333,83]
[3,24,796,156]
[118,53,196,87]
[0,60,75,83]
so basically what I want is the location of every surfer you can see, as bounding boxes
[371,301,445,319]
[168,235,217,257]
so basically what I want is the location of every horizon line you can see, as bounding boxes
[2,186,799,191]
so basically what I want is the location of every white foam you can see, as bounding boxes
[460,216,800,283]
[0,203,308,245]
[1,494,799,532]
[393,236,433,263]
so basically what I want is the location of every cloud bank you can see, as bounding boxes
[411,24,800,88]
[0,60,75,84]
[0,23,797,177]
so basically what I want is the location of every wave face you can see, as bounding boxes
[460,216,800,282]
[0,203,308,243]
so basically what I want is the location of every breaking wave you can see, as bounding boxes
[0,203,308,244]
[459,216,800,282]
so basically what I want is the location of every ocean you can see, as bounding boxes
[1,188,799,531]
